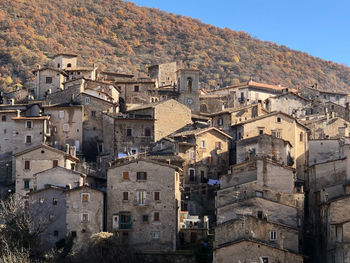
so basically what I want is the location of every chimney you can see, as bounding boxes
[16,109,20,117]
[10,99,14,105]
[66,144,70,154]
[66,184,72,190]
[331,112,335,119]
[70,146,76,157]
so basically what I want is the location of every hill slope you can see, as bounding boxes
[0,0,350,92]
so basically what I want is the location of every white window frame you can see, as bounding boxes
[58,110,65,119]
[137,191,146,205]
[85,97,91,104]
[63,123,69,132]
[25,120,33,129]
[25,135,32,144]
[81,213,90,222]
[81,193,90,202]
[151,231,160,239]
[269,231,277,241]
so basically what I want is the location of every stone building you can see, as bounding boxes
[0,110,17,155]
[32,67,67,99]
[103,99,192,158]
[107,159,181,252]
[264,92,310,117]
[300,85,349,107]
[214,158,304,263]
[43,103,83,153]
[170,126,231,216]
[28,185,103,250]
[14,144,79,196]
[207,80,297,108]
[231,111,309,180]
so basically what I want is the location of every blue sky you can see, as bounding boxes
[129,0,350,66]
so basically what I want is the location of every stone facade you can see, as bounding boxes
[265,92,310,117]
[32,68,67,99]
[0,110,17,155]
[14,144,78,196]
[107,159,181,252]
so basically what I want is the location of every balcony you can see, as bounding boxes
[133,199,150,207]
[119,222,132,230]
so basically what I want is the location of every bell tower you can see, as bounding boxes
[176,66,200,112]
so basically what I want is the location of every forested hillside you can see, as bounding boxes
[0,0,350,92]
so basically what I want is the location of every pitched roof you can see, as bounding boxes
[209,80,297,93]
[34,166,86,177]
[14,144,80,162]
[53,53,78,58]
[205,103,268,117]
[266,91,310,102]
[32,67,68,76]
[171,126,232,139]
[127,99,181,111]
[12,116,49,120]
[109,158,182,171]
[231,111,309,130]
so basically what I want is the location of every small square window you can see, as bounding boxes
[46,77,53,84]
[255,191,263,197]
[126,128,132,136]
[85,97,91,104]
[26,121,32,129]
[81,213,89,222]
[154,192,160,201]
[25,135,32,144]
[269,231,277,241]
[58,111,64,119]
[81,193,90,202]
[24,179,30,189]
[276,117,281,123]
[142,215,149,222]
[151,231,160,239]
[91,111,96,117]
[123,172,129,180]
[71,231,77,238]
[134,85,139,92]
[123,192,128,201]
[52,198,58,205]
[154,212,160,221]
[137,172,147,181]
[24,160,30,170]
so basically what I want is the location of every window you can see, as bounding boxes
[258,128,264,135]
[25,135,32,144]
[218,117,223,126]
[261,257,269,263]
[62,123,69,132]
[269,231,277,241]
[71,231,77,238]
[26,121,33,129]
[187,77,193,92]
[24,160,30,170]
[119,213,132,229]
[200,171,206,183]
[46,77,52,84]
[1,116,6,122]
[154,212,160,221]
[215,142,222,150]
[52,198,58,205]
[200,140,206,148]
[123,192,129,201]
[276,117,281,123]
[189,168,196,182]
[323,94,327,99]
[71,163,75,170]
[53,160,58,168]
[137,172,147,181]
[91,111,96,117]
[255,191,263,197]
[189,150,195,160]
[257,210,263,219]
[142,215,149,222]
[154,192,160,201]
[137,191,146,205]
[122,171,129,180]
[67,63,72,68]
[134,85,139,92]
[126,128,132,136]
[81,193,90,202]
[54,230,59,236]
[85,97,91,104]
[58,110,64,119]
[300,132,304,142]
[81,213,89,222]
[151,231,160,239]
[144,128,151,137]
[24,179,30,189]
[271,129,281,138]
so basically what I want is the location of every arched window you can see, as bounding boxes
[67,63,72,68]
[187,77,193,92]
